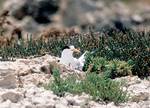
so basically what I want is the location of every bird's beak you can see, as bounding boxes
[71,48,80,53]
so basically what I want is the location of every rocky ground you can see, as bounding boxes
[0,54,150,108]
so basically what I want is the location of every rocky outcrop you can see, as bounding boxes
[0,54,150,107]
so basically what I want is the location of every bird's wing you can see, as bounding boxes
[76,51,88,70]
[78,51,88,63]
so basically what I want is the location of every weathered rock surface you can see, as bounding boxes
[1,91,23,103]
[0,68,16,89]
[0,55,150,108]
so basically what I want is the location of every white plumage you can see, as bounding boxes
[59,45,87,70]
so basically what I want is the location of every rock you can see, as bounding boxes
[131,14,144,24]
[107,102,117,108]
[0,100,11,108]
[1,91,23,103]
[35,104,55,108]
[0,69,17,89]
[59,98,68,106]
[72,106,81,108]
[41,90,58,100]
[131,92,149,102]
[88,101,106,108]
[138,101,150,108]
[74,95,89,106]
[128,81,150,95]
[65,95,76,106]
[55,103,68,108]
[65,94,89,106]
[9,103,22,108]
[31,97,47,105]
[130,102,140,108]
[21,100,34,108]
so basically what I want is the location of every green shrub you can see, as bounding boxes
[97,30,150,77]
[83,54,108,73]
[107,60,132,77]
[82,73,128,103]
[83,54,133,78]
[46,68,66,96]
[46,69,129,104]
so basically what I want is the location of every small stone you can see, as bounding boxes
[1,91,23,103]
[36,104,55,108]
[59,98,68,106]
[32,97,46,105]
[10,103,22,108]
[131,14,144,24]
[55,103,68,108]
[65,95,76,106]
[88,101,106,108]
[130,102,140,108]
[71,106,81,108]
[22,101,34,108]
[131,92,149,102]
[107,102,117,108]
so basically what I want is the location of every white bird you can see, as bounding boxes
[59,45,87,70]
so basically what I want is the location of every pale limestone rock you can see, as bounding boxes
[31,97,47,105]
[20,100,34,108]
[1,54,150,108]
[55,103,68,108]
[35,104,55,108]
[1,91,23,103]
[131,14,144,23]
[107,102,118,108]
[0,69,17,89]
[130,102,140,108]
[65,95,76,106]
[88,101,106,108]
[10,103,22,108]
[59,97,68,106]
[70,106,81,108]
[0,100,11,108]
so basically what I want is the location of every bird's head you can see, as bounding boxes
[69,45,80,53]
[62,45,80,53]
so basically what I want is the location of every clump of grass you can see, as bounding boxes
[45,68,129,104]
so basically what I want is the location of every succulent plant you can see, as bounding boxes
[83,53,133,78]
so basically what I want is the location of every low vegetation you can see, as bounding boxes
[83,54,133,79]
[1,28,149,78]
[45,68,129,104]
